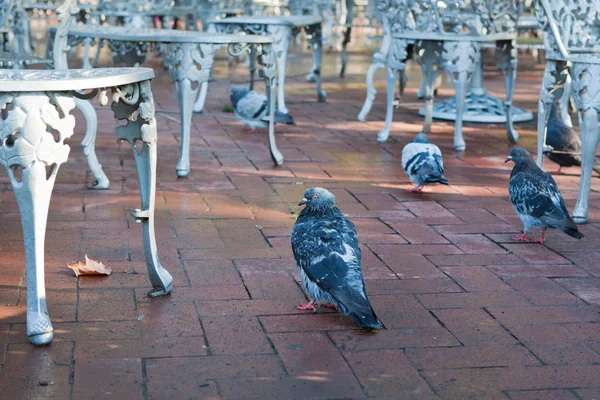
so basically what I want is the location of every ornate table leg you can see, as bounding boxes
[377,37,408,142]
[414,40,442,134]
[442,41,481,151]
[267,24,292,115]
[256,42,284,165]
[75,97,110,189]
[163,42,219,177]
[305,23,327,103]
[102,81,173,295]
[558,70,574,128]
[339,0,353,78]
[496,39,519,144]
[0,92,77,345]
[570,63,600,224]
[357,51,386,122]
[536,60,568,168]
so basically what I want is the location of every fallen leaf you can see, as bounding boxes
[67,255,112,277]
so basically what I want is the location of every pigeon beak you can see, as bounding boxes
[298,198,308,206]
[504,156,512,163]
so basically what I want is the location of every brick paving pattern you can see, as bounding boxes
[1,36,600,399]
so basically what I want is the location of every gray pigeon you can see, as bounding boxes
[545,104,600,175]
[506,147,583,244]
[401,132,448,192]
[230,86,295,132]
[290,187,383,331]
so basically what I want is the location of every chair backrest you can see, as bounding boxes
[0,0,15,31]
[534,0,600,61]
[379,0,519,37]
[52,0,80,70]
[98,0,174,16]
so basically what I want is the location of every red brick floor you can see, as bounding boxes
[1,34,600,399]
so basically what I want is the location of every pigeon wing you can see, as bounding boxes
[235,90,268,119]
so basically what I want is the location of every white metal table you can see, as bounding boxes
[0,67,173,346]
[211,15,326,119]
[48,26,282,178]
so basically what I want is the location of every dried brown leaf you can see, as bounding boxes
[67,255,112,277]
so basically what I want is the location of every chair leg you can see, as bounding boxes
[377,38,408,143]
[2,93,78,345]
[357,53,386,122]
[267,25,292,115]
[443,41,480,151]
[496,39,519,145]
[258,43,283,166]
[75,98,109,189]
[558,70,573,128]
[572,63,600,224]
[109,80,173,295]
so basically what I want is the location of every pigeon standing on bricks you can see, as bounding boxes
[402,132,448,192]
[544,103,600,175]
[506,147,583,244]
[230,86,295,133]
[290,187,383,331]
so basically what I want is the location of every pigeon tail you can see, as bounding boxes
[423,174,448,185]
[562,226,584,239]
[350,309,384,331]
[274,110,296,125]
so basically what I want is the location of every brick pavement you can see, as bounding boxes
[0,34,600,400]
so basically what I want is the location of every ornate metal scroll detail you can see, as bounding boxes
[163,42,221,83]
[442,41,481,79]
[571,63,600,113]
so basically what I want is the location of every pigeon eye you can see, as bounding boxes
[516,153,520,156]
[312,195,318,200]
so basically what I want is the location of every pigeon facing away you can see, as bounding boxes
[506,147,583,244]
[290,187,383,331]
[545,104,600,175]
[402,132,448,192]
[230,86,295,132]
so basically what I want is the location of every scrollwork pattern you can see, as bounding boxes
[163,42,221,84]
[570,63,600,113]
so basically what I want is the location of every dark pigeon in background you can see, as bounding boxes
[290,187,383,331]
[505,147,583,244]
[545,103,600,175]
[230,86,295,132]
[402,132,448,192]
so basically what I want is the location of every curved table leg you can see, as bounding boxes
[558,70,573,128]
[0,93,79,345]
[358,54,386,122]
[306,23,327,103]
[340,0,354,78]
[496,39,519,145]
[377,38,408,143]
[415,41,442,134]
[572,63,600,224]
[267,25,292,115]
[257,43,283,165]
[536,61,565,168]
[162,42,219,177]
[107,81,173,295]
[193,81,209,114]
[443,41,480,151]
[75,98,109,189]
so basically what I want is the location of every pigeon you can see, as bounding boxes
[230,86,295,132]
[505,147,583,244]
[401,132,448,192]
[290,187,384,331]
[545,103,600,175]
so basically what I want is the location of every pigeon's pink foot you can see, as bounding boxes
[530,229,546,244]
[296,300,317,312]
[512,232,529,242]
[409,186,424,193]
[321,303,337,310]
[549,167,562,175]
[245,128,255,134]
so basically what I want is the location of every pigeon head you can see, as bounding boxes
[413,132,429,144]
[505,147,534,166]
[298,187,336,210]
[230,86,249,107]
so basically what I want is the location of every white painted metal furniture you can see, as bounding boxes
[48,25,281,177]
[534,0,600,223]
[0,67,173,346]
[211,15,326,120]
[371,0,522,151]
